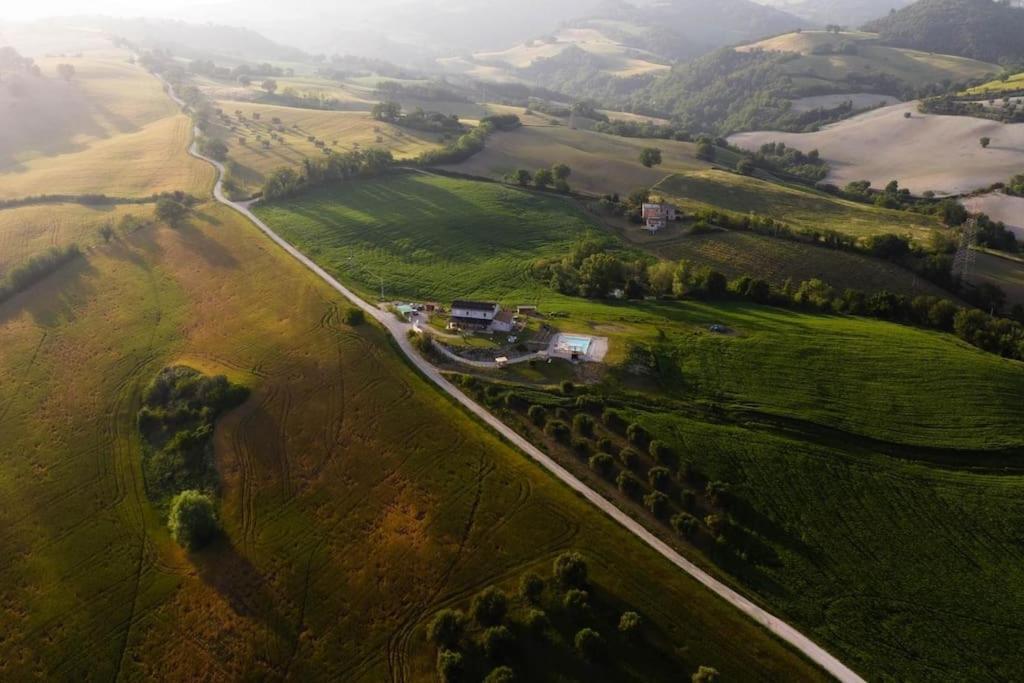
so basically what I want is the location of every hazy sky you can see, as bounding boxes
[1,0,407,22]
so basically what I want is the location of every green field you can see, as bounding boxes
[640,229,953,300]
[655,170,943,243]
[254,171,1024,678]
[255,172,595,303]
[0,202,821,680]
[478,378,1024,681]
[256,174,1024,450]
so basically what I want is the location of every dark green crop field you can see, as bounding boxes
[255,172,593,304]
[256,171,1024,679]
[257,174,1024,451]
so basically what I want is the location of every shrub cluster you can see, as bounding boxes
[137,366,249,505]
[262,148,395,200]
[0,244,82,303]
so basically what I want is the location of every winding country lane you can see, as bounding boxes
[165,77,865,683]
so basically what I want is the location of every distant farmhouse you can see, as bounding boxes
[641,202,677,232]
[450,300,515,333]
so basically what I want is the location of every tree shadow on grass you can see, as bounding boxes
[193,536,297,649]
[0,255,98,327]
[170,219,240,269]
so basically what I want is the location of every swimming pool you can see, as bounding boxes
[558,334,593,353]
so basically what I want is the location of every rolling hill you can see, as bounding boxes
[753,0,915,25]
[438,0,807,96]
[863,0,1024,63]
[632,30,995,134]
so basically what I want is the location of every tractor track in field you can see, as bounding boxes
[167,77,867,683]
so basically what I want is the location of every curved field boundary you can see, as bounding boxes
[164,76,866,683]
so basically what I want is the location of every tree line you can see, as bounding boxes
[0,244,82,304]
[532,235,1024,362]
[262,148,396,200]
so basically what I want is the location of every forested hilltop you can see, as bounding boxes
[863,0,1024,63]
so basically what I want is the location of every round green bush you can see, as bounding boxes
[618,610,643,635]
[484,666,516,683]
[436,649,464,682]
[619,448,640,470]
[481,625,515,660]
[519,572,544,603]
[589,452,615,477]
[527,405,547,426]
[553,551,588,588]
[427,608,465,649]
[471,587,509,626]
[167,490,219,550]
[572,413,595,436]
[544,420,571,443]
[574,628,604,661]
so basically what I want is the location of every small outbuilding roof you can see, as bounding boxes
[452,300,498,311]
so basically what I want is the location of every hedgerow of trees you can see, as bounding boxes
[0,244,82,304]
[533,235,1024,361]
[138,366,249,507]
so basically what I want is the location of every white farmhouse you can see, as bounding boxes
[450,300,500,330]
[449,300,517,333]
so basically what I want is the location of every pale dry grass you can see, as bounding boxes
[0,203,151,276]
[0,114,215,199]
[729,101,1024,195]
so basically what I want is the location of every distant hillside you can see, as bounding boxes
[69,16,307,64]
[438,0,806,97]
[863,0,1024,63]
[594,0,808,58]
[753,0,914,26]
[630,30,995,134]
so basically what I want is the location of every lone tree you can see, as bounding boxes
[155,197,189,227]
[261,78,278,94]
[696,140,715,161]
[426,609,465,649]
[574,628,603,661]
[618,610,643,637]
[436,650,464,683]
[483,666,516,683]
[201,137,229,161]
[471,586,509,626]
[639,147,662,168]
[371,101,402,122]
[168,490,220,550]
[980,136,991,149]
[553,551,588,588]
[692,665,721,682]
[56,63,76,81]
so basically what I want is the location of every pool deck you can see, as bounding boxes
[548,333,609,363]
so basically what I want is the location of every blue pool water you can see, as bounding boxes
[560,335,593,353]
